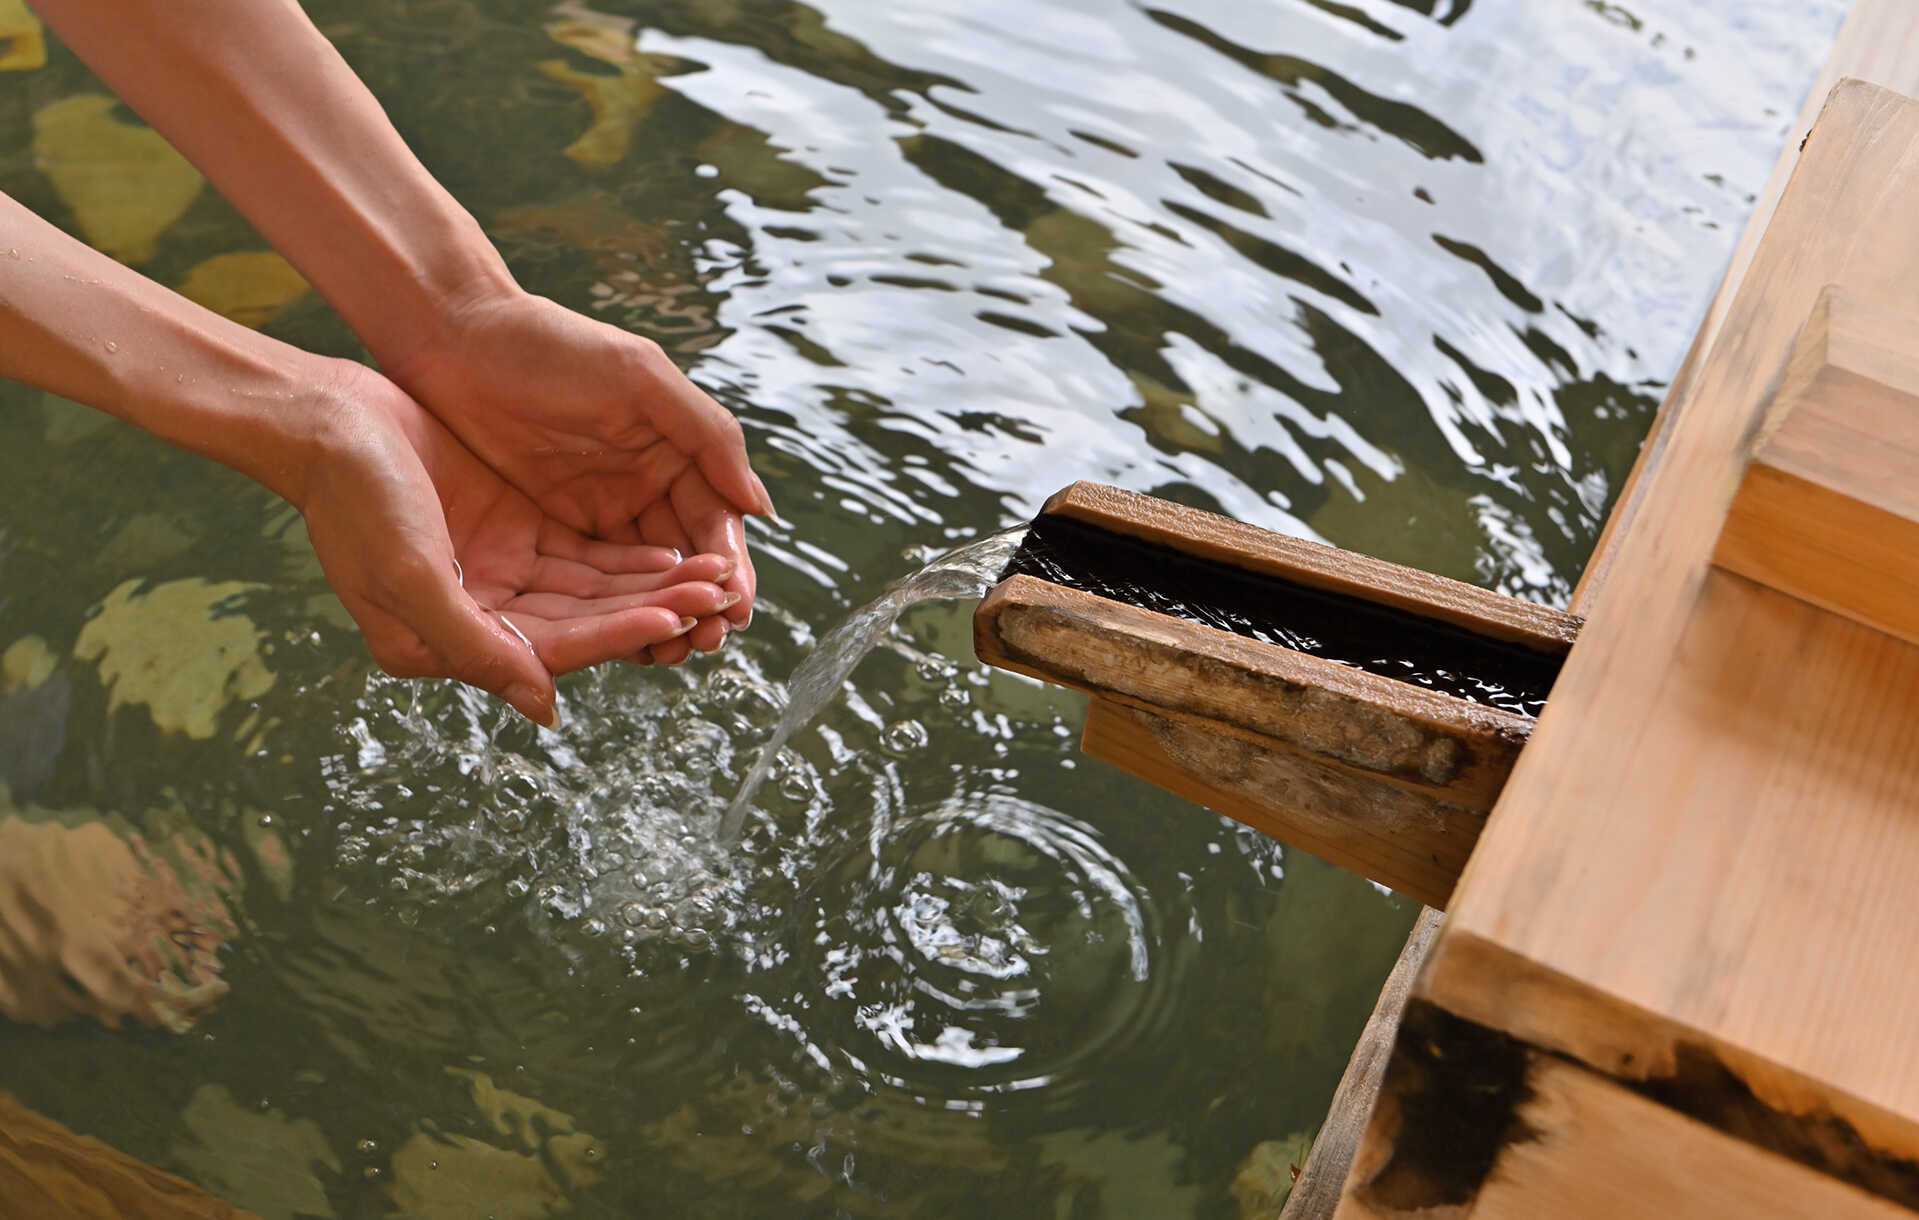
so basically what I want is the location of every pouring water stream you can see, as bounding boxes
[721,527,1028,839]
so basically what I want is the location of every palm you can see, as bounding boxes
[300,364,735,722]
[384,293,765,663]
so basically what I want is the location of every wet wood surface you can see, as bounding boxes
[1080,701,1475,909]
[975,482,1580,906]
[976,569,1546,907]
[1034,482,1579,652]
[1715,288,1919,648]
[1337,1016,1914,1220]
[1279,908,1442,1220]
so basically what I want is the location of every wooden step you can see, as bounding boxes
[1716,286,1919,647]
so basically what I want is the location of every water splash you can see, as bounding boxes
[721,527,1027,840]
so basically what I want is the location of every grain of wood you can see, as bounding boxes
[977,575,1533,808]
[1715,287,1919,647]
[1038,483,1579,652]
[1337,1054,1912,1220]
[1081,700,1476,908]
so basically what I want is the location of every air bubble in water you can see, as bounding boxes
[882,719,929,755]
[779,768,816,802]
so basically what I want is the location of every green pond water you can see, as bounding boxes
[0,0,1847,1215]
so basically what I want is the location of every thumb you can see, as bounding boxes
[653,377,774,516]
[405,560,558,726]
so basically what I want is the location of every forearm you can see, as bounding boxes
[0,190,323,503]
[28,0,515,371]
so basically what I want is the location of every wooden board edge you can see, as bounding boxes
[976,575,1531,806]
[1715,463,1919,651]
[1570,68,1919,617]
[1411,928,1919,1207]
[1281,907,1445,1220]
[1335,1015,1916,1219]
[1036,482,1580,652]
[1081,699,1476,907]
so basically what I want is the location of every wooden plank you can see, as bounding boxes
[1280,907,1442,1220]
[1081,699,1475,908]
[1423,75,1919,1182]
[1038,482,1579,653]
[1571,2,1919,615]
[1335,1008,1913,1220]
[977,575,1533,810]
[1715,287,1919,647]
[0,1094,256,1219]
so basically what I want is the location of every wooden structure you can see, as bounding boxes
[977,5,1919,1216]
[1338,72,1919,1220]
[976,483,1577,910]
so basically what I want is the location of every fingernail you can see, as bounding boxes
[753,475,775,515]
[506,683,555,727]
[667,548,684,564]
[718,592,743,610]
[674,615,699,635]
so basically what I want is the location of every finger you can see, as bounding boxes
[647,369,774,516]
[672,471,755,628]
[638,498,695,556]
[527,552,734,599]
[503,581,737,621]
[537,518,684,573]
[347,595,444,679]
[642,636,695,667]
[683,614,730,654]
[508,606,699,674]
[386,553,557,725]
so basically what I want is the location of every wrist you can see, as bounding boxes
[364,257,530,385]
[336,208,523,375]
[129,330,345,510]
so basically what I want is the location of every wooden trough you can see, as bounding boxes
[975,483,1578,910]
[975,5,1919,1216]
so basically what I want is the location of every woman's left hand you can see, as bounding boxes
[381,291,768,665]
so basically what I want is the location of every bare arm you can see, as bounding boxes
[0,189,733,724]
[27,0,509,371]
[30,0,770,662]
[0,188,323,508]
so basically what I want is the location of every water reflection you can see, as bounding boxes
[0,0,1847,1214]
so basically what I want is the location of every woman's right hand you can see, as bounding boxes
[295,360,739,725]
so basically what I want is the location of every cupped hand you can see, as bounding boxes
[297,360,739,724]
[378,291,769,664]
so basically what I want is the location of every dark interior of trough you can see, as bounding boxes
[1000,513,1566,717]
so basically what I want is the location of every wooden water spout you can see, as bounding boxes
[974,482,1578,909]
